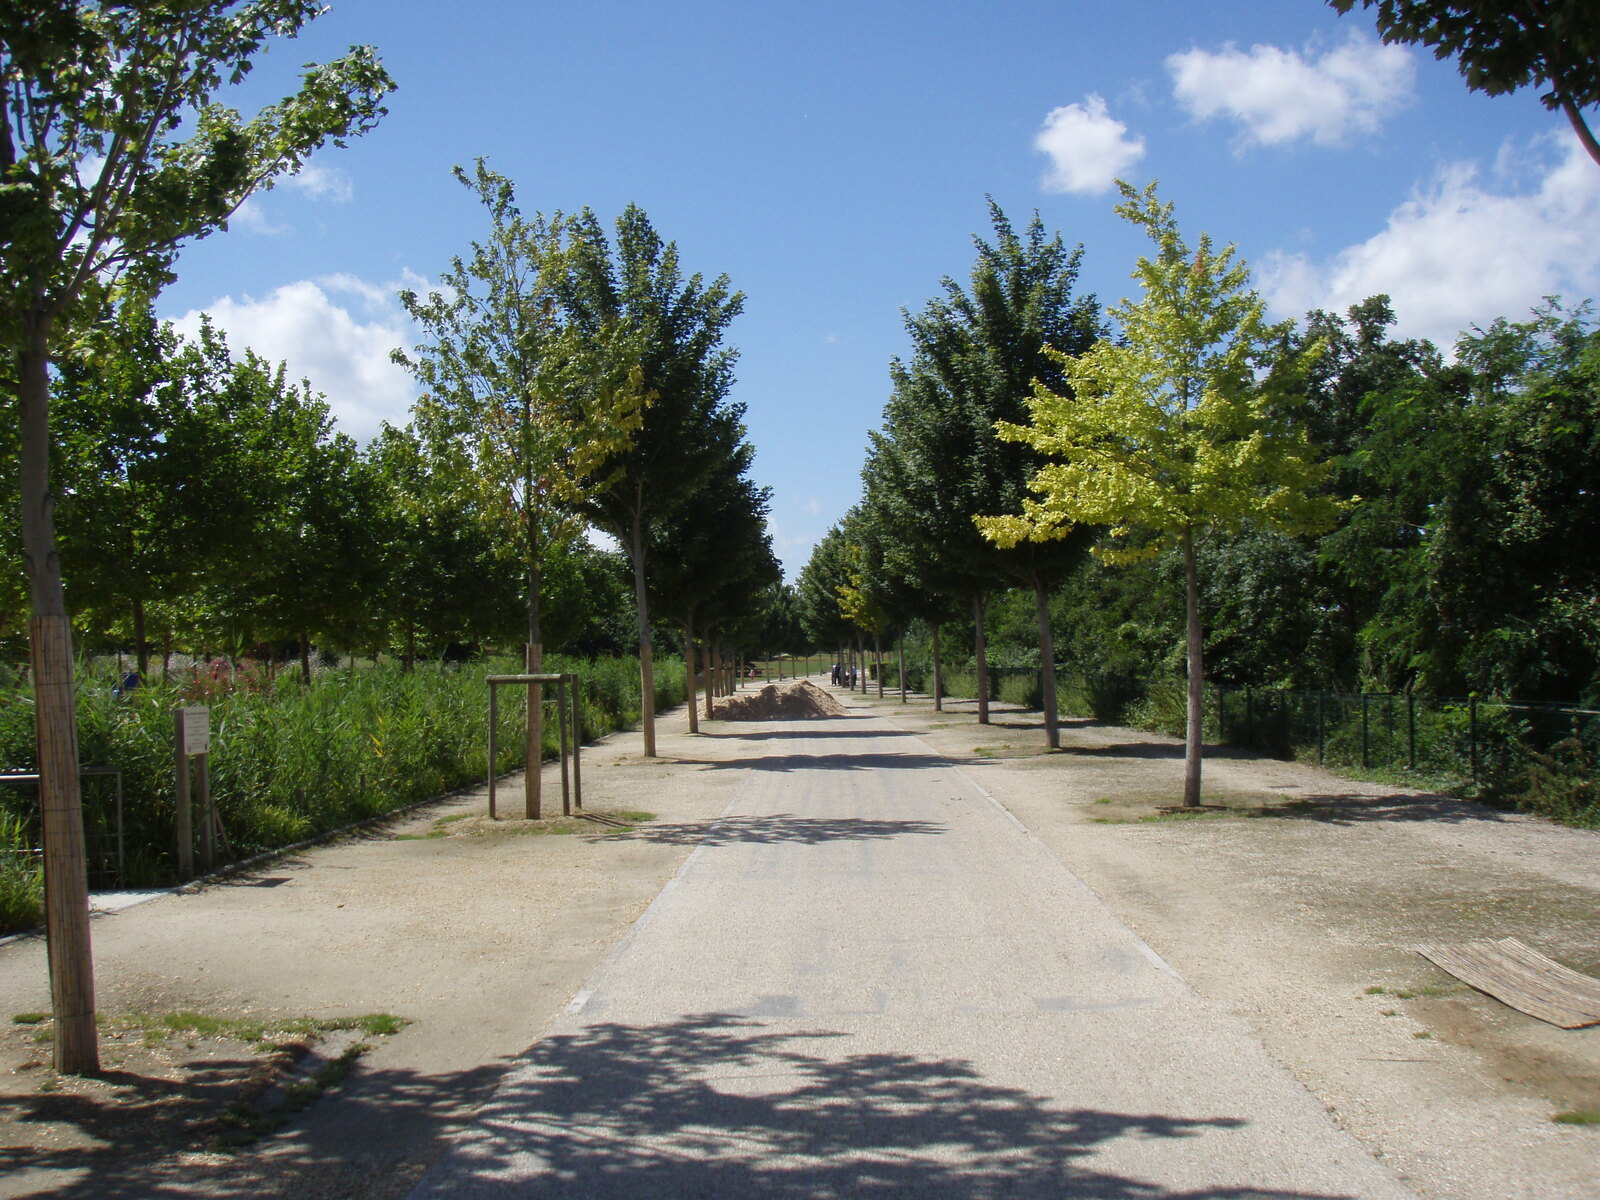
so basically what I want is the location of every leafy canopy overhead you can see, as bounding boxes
[1,0,395,335]
[1327,0,1600,165]
[978,181,1344,560]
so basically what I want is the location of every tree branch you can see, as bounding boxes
[1558,93,1600,168]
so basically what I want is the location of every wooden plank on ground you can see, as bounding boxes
[1417,938,1600,1029]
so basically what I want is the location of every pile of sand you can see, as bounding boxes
[713,679,848,720]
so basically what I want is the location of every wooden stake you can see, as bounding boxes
[525,642,542,820]
[32,615,97,1074]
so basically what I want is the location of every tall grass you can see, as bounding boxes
[0,654,685,925]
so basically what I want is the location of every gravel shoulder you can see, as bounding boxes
[854,683,1600,1200]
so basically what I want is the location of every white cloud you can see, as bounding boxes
[1259,138,1600,347]
[1035,95,1146,195]
[228,198,284,235]
[170,276,419,443]
[283,162,354,203]
[1168,33,1413,148]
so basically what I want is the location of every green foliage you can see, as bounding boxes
[980,181,1342,559]
[1489,738,1600,828]
[0,808,42,934]
[0,655,686,928]
[1328,1,1600,166]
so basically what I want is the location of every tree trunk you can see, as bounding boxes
[525,504,542,820]
[299,632,311,684]
[16,315,98,1075]
[898,634,906,703]
[705,639,716,720]
[874,633,883,698]
[1034,571,1059,750]
[133,595,149,679]
[932,624,943,712]
[973,594,990,725]
[403,612,415,673]
[683,616,699,734]
[626,496,657,757]
[1181,530,1204,808]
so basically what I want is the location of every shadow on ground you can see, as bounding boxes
[410,1013,1361,1200]
[0,1054,506,1200]
[611,813,946,846]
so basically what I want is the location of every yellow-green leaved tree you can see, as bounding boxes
[978,182,1344,808]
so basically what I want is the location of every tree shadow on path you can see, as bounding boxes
[610,813,947,847]
[413,1012,1365,1200]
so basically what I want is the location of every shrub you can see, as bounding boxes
[1487,738,1600,828]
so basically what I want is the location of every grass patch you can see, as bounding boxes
[107,1010,409,1051]
[11,1011,48,1024]
[1412,1030,1432,1039]
[1552,1109,1600,1125]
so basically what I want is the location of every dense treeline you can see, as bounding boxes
[799,190,1599,809]
[1,193,788,682]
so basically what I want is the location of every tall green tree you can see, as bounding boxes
[979,182,1343,808]
[561,204,745,757]
[1,1,392,1071]
[397,162,644,815]
[648,459,774,732]
[1329,0,1600,166]
[872,203,1102,737]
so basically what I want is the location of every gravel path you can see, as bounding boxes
[411,699,1416,1198]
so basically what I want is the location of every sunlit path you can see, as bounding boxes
[410,702,1414,1199]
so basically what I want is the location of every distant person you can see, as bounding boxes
[113,671,141,699]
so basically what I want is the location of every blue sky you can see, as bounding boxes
[157,0,1600,579]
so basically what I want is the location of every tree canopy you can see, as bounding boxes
[1328,0,1600,165]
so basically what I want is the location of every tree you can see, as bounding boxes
[1328,0,1600,166]
[397,162,644,816]
[870,203,1102,738]
[647,457,774,733]
[978,182,1343,808]
[561,205,745,757]
[1,0,392,1072]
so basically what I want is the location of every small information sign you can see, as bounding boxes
[178,706,210,756]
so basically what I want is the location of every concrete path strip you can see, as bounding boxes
[410,709,1417,1199]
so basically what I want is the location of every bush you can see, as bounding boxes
[1125,679,1189,739]
[0,811,41,934]
[998,672,1042,710]
[1487,738,1600,827]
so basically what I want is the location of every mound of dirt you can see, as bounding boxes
[714,679,848,720]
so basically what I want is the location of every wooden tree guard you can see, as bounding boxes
[488,673,582,821]
[32,613,98,1074]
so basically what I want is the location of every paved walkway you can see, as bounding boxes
[410,709,1415,1199]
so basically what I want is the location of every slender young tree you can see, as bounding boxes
[978,182,1343,808]
[0,2,392,1072]
[397,162,644,816]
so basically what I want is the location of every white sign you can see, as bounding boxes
[178,706,210,756]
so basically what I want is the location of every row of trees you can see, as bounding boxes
[801,184,1599,810]
[3,4,781,1074]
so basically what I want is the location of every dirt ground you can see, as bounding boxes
[1,676,1597,1199]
